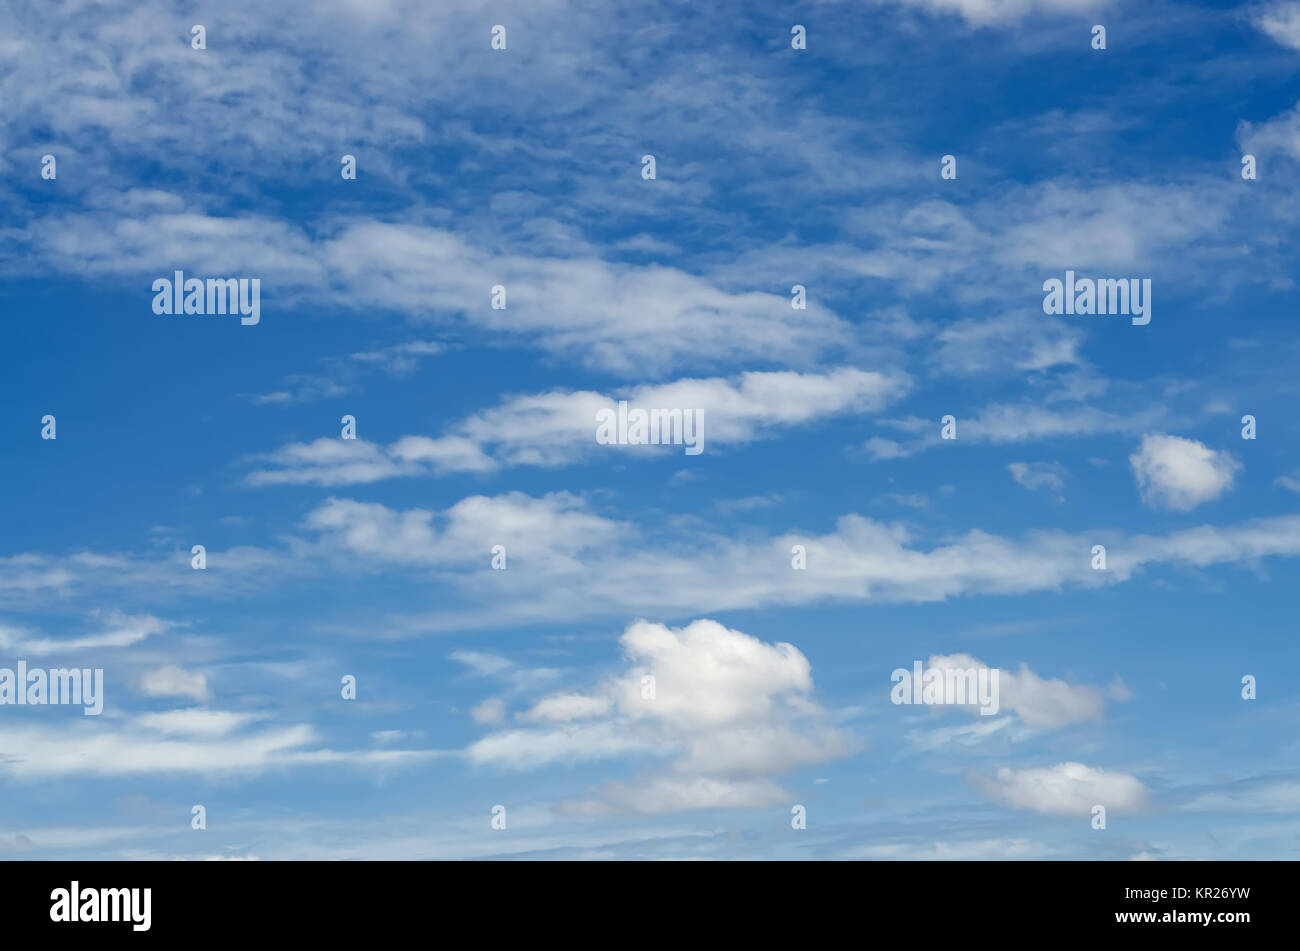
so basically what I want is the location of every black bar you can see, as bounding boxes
[2,860,1279,938]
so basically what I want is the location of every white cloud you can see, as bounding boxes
[1130,433,1240,510]
[246,439,425,487]
[251,341,445,405]
[202,854,263,861]
[517,693,612,723]
[843,837,1055,860]
[879,0,1098,26]
[296,493,1300,630]
[1008,461,1066,500]
[932,312,1083,376]
[134,709,267,737]
[907,716,1018,751]
[1176,773,1300,814]
[1253,2,1300,50]
[926,653,1122,728]
[449,649,563,695]
[1239,99,1300,170]
[248,368,909,484]
[449,652,516,678]
[466,722,658,770]
[0,714,440,778]
[469,698,507,725]
[23,212,853,377]
[975,762,1150,815]
[0,611,169,655]
[470,619,859,814]
[869,401,1163,459]
[559,776,793,815]
[139,665,211,702]
[10,494,1300,630]
[305,492,625,568]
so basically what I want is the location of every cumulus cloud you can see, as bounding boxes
[974,762,1151,815]
[1130,433,1239,510]
[466,619,859,814]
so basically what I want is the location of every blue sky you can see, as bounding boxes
[2,0,1300,859]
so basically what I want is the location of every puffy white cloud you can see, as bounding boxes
[470,619,859,814]
[611,619,817,731]
[975,762,1150,815]
[1130,433,1239,510]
